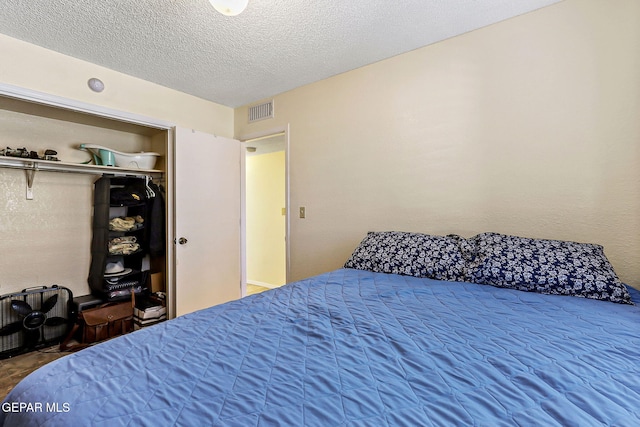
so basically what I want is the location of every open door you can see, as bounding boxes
[173,128,241,316]
[244,134,287,291]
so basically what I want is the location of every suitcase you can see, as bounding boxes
[0,285,73,359]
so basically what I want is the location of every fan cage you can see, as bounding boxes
[0,286,73,359]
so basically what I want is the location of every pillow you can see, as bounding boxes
[466,232,632,304]
[344,231,467,282]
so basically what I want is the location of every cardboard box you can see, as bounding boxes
[148,272,165,293]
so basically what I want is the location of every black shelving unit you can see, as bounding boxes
[88,176,151,301]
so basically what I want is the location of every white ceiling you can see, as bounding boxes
[0,0,562,108]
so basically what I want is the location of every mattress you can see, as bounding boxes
[2,268,640,426]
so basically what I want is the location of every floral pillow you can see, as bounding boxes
[344,231,467,282]
[466,232,632,304]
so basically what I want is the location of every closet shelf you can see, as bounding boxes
[0,156,163,177]
[0,156,162,200]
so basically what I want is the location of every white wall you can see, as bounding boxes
[235,0,640,287]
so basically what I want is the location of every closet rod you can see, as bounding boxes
[0,156,162,179]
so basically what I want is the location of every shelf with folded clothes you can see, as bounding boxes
[110,184,152,206]
[109,214,146,231]
[107,235,144,256]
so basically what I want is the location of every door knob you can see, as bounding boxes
[178,237,188,245]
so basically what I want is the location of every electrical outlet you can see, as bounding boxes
[299,206,306,219]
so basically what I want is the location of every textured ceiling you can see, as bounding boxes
[0,0,562,108]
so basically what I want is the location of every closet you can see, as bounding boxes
[0,85,243,320]
[0,91,170,314]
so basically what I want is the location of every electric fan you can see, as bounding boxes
[0,286,73,358]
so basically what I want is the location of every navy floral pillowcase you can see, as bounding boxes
[343,231,468,282]
[344,231,633,304]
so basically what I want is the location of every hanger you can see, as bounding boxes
[145,175,155,199]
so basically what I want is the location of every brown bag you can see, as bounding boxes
[61,301,134,351]
[81,302,134,343]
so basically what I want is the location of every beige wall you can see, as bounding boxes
[0,34,234,297]
[235,0,640,287]
[0,34,233,136]
[246,151,286,287]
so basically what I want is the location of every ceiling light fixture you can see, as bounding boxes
[209,0,248,16]
[87,78,105,93]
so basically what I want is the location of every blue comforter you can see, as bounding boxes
[2,269,640,426]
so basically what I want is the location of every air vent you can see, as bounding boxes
[248,100,274,123]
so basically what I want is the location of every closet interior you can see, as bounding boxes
[0,94,170,330]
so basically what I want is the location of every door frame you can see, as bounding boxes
[238,125,290,296]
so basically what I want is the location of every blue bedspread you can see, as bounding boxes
[2,269,640,426]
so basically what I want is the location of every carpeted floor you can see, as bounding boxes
[0,345,68,401]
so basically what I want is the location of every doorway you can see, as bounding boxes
[243,132,287,295]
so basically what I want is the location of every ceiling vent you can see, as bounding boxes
[248,100,274,123]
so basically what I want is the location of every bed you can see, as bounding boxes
[2,231,640,426]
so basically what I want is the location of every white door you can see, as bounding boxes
[174,127,241,316]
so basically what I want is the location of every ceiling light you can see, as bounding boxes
[87,78,105,93]
[209,0,248,16]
